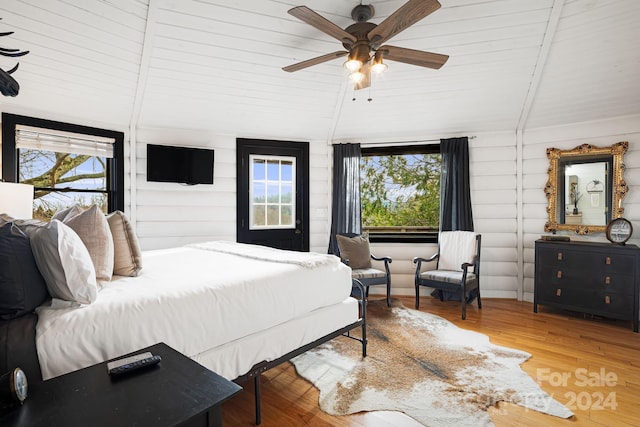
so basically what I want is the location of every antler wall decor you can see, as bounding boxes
[0,18,30,97]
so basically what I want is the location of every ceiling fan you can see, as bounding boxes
[282,0,449,90]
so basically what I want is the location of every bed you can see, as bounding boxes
[1,234,366,424]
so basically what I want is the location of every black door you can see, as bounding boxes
[236,138,309,251]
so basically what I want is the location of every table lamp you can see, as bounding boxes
[0,182,34,219]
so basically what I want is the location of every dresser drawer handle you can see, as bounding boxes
[606,256,611,265]
[556,271,563,279]
[605,295,611,304]
[605,276,611,285]
[557,252,563,261]
[556,288,562,297]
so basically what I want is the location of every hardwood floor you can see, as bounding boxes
[222,296,640,426]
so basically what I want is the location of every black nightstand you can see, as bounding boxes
[0,342,242,426]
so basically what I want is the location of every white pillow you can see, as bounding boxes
[30,220,98,304]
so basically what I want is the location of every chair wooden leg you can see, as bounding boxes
[415,284,420,309]
[386,280,391,307]
[477,288,482,309]
[461,297,467,320]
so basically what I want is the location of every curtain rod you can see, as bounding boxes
[356,135,476,148]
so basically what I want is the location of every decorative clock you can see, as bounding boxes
[0,367,27,406]
[605,218,633,245]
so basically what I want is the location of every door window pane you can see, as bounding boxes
[281,184,293,203]
[281,162,293,180]
[253,205,266,226]
[252,182,265,203]
[281,205,293,224]
[267,160,280,180]
[253,159,265,180]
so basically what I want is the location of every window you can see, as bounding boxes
[360,144,440,242]
[2,113,124,220]
[249,154,296,229]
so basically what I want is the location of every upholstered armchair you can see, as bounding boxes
[413,231,481,319]
[336,233,392,307]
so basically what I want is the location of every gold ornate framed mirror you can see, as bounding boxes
[544,141,628,235]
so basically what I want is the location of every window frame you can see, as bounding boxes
[361,143,440,244]
[248,154,297,230]
[1,113,125,213]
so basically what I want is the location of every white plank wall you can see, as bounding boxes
[134,127,237,250]
[308,141,331,254]
[133,127,332,253]
[469,132,519,299]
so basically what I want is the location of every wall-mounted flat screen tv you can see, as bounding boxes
[147,144,214,185]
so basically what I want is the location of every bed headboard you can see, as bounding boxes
[0,313,42,388]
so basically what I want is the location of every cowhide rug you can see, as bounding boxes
[291,300,573,426]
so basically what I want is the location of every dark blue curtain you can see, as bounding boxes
[440,137,474,232]
[439,137,476,302]
[328,143,362,256]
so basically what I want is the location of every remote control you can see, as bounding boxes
[108,354,162,376]
[107,352,153,371]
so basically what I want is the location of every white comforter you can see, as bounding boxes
[35,242,352,380]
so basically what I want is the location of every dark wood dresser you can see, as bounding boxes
[534,239,640,332]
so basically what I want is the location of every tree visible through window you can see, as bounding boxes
[19,146,109,220]
[361,145,440,238]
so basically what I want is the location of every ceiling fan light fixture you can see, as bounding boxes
[349,70,366,84]
[371,52,387,74]
[345,43,370,72]
[344,58,363,72]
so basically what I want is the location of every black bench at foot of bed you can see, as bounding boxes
[233,279,368,425]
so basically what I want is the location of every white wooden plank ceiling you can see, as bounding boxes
[1,0,638,141]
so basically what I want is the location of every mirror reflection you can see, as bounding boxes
[559,158,611,226]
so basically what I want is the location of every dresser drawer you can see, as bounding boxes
[537,287,633,319]
[541,268,634,292]
[594,273,634,293]
[593,290,634,318]
[600,253,636,271]
[537,248,635,274]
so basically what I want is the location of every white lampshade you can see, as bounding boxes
[0,182,34,219]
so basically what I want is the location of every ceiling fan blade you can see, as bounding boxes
[368,0,441,48]
[380,45,448,69]
[282,50,348,72]
[288,6,357,46]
